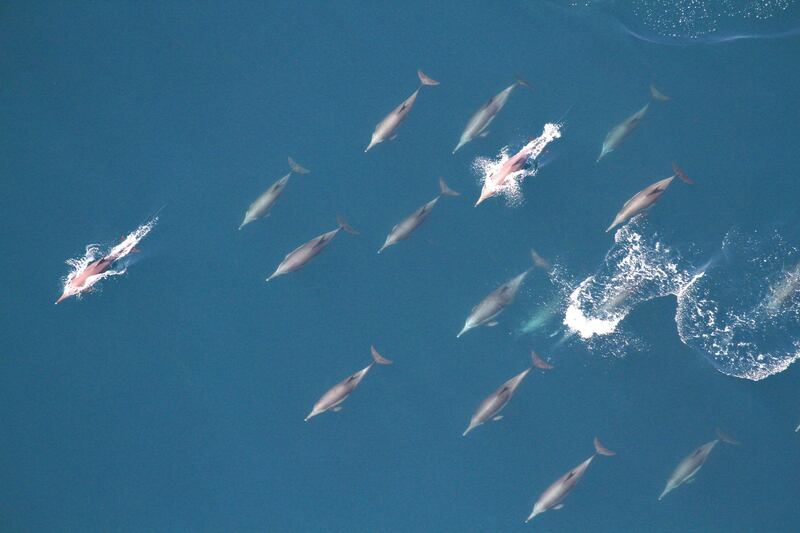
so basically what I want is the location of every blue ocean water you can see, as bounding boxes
[2,1,800,530]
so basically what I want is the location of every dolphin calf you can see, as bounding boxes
[266,216,358,281]
[305,346,393,421]
[457,255,536,338]
[658,428,740,501]
[239,157,310,230]
[463,351,552,436]
[597,85,670,162]
[365,70,439,153]
[526,437,616,523]
[606,166,693,233]
[453,75,532,154]
[378,177,459,253]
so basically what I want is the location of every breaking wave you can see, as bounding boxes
[519,219,800,380]
[471,123,561,207]
[60,217,158,301]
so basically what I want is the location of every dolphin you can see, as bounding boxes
[266,216,358,282]
[56,253,120,304]
[658,428,740,501]
[474,142,534,207]
[765,262,800,313]
[526,437,616,523]
[453,75,532,154]
[239,157,310,230]
[365,70,439,153]
[305,346,393,421]
[378,177,459,253]
[795,423,799,432]
[605,166,693,233]
[597,85,670,162]
[457,254,537,338]
[463,351,552,436]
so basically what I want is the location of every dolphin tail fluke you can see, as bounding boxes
[672,162,694,184]
[514,74,533,90]
[531,351,554,370]
[438,177,459,197]
[650,84,670,102]
[594,436,616,456]
[417,70,439,86]
[288,156,310,175]
[715,427,741,445]
[336,215,359,235]
[370,345,393,365]
[531,249,552,270]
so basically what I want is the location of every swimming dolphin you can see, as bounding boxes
[597,85,669,162]
[463,351,552,436]
[457,254,537,338]
[56,251,124,304]
[266,216,358,281]
[658,428,740,501]
[305,346,393,421]
[239,157,310,230]
[526,437,616,523]
[606,166,693,233]
[378,177,459,253]
[453,75,532,154]
[365,70,439,153]
[474,142,534,207]
[765,262,800,313]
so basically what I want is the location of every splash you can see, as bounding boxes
[523,220,800,380]
[59,217,158,302]
[472,123,561,206]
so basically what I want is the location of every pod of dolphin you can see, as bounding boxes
[59,70,780,525]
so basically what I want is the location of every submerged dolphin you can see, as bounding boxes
[365,70,439,153]
[457,255,537,338]
[597,85,670,162]
[658,428,740,501]
[378,177,459,253]
[463,351,552,436]
[765,262,800,313]
[606,166,693,233]
[526,437,616,523]
[239,157,310,230]
[453,75,532,154]
[305,346,393,421]
[266,216,358,281]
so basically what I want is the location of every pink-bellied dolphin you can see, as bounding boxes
[239,157,310,230]
[606,165,693,233]
[457,254,538,338]
[526,437,616,523]
[378,177,459,253]
[474,123,561,206]
[266,216,358,281]
[597,85,670,162]
[365,70,439,153]
[305,346,393,421]
[658,428,740,501]
[463,351,552,436]
[453,75,532,154]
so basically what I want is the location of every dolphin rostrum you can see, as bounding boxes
[605,166,693,233]
[658,428,740,501]
[365,70,439,153]
[526,437,616,523]
[305,346,393,421]
[239,157,310,230]
[453,75,532,154]
[463,351,552,436]
[266,216,358,281]
[597,85,670,162]
[378,177,459,253]
[457,254,538,338]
